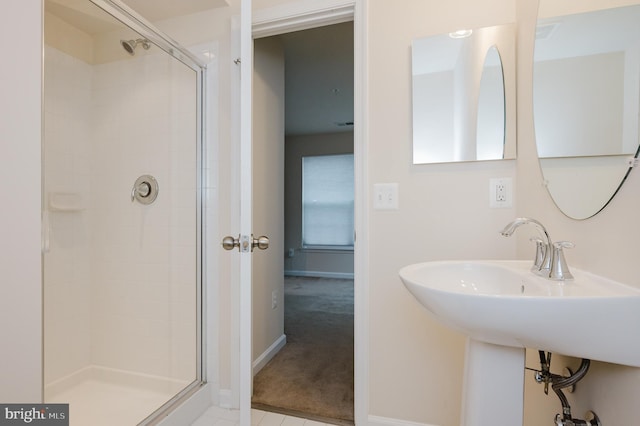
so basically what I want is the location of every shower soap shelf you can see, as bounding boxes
[48,193,85,212]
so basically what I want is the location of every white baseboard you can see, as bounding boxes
[368,415,441,426]
[285,270,354,279]
[252,334,287,376]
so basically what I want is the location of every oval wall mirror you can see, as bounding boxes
[533,2,640,219]
[411,24,516,164]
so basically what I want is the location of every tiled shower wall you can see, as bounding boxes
[44,46,93,385]
[44,45,197,387]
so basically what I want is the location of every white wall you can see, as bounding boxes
[366,0,640,424]
[517,0,640,424]
[366,1,516,424]
[252,36,286,365]
[0,0,43,403]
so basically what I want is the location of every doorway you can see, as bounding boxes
[250,22,355,424]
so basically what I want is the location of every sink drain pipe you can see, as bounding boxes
[551,358,600,425]
[534,351,602,426]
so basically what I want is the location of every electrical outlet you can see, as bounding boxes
[496,183,506,201]
[271,290,278,310]
[490,178,513,208]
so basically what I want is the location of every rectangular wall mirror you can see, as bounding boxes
[411,23,516,164]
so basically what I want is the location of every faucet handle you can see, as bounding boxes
[554,241,574,250]
[549,241,574,281]
[529,237,546,271]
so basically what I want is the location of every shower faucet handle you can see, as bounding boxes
[131,175,159,204]
[131,182,151,200]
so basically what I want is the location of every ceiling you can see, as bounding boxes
[45,0,228,34]
[277,22,354,136]
[123,0,228,21]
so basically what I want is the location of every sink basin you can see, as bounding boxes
[400,260,640,426]
[400,260,640,367]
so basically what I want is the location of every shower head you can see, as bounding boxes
[120,38,151,56]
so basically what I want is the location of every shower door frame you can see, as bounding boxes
[43,0,209,423]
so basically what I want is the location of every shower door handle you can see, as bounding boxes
[222,234,269,252]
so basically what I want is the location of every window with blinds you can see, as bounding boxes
[302,154,354,248]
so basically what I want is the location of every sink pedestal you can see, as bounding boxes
[461,338,525,426]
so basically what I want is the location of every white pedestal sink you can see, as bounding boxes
[399,260,640,426]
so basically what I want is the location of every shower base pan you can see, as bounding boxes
[45,366,190,426]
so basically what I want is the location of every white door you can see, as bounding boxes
[223,3,257,425]
[239,1,255,425]
[235,7,285,425]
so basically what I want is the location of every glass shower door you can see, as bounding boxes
[43,1,204,425]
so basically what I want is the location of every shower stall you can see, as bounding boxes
[42,1,206,424]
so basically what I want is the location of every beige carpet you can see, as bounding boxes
[252,276,354,425]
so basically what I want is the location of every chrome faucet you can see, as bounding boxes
[500,217,574,281]
[501,217,552,276]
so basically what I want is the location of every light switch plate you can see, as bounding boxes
[373,183,399,210]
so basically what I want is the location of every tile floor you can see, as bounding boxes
[191,407,333,426]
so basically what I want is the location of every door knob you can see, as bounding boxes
[222,234,269,252]
[252,235,269,250]
[222,235,240,251]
